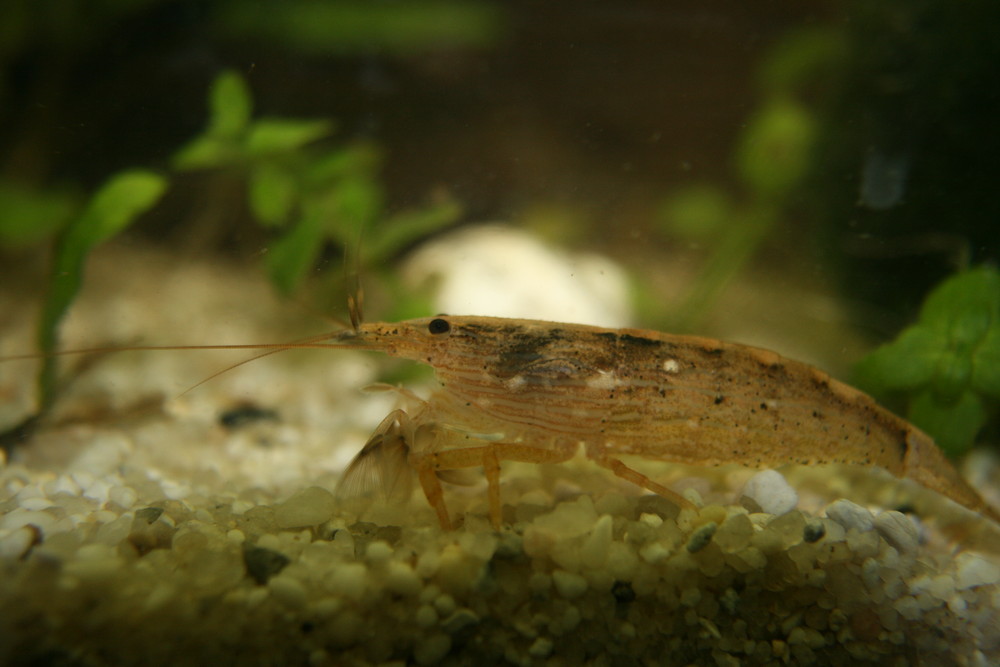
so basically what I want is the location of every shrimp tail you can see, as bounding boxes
[903,428,1000,524]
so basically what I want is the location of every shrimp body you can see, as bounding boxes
[335,315,1000,529]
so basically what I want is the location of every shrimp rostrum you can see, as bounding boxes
[333,315,1000,530]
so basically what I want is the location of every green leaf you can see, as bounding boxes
[0,181,78,248]
[249,163,297,227]
[324,175,382,243]
[208,70,252,139]
[735,96,815,199]
[264,204,326,295]
[972,326,1000,399]
[919,267,1000,343]
[908,389,987,457]
[306,144,380,186]
[366,198,462,262]
[245,118,333,156]
[657,184,731,241]
[37,170,167,410]
[173,135,240,170]
[853,326,942,395]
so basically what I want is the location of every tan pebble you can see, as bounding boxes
[825,499,874,532]
[269,574,308,609]
[326,562,367,601]
[954,552,1000,589]
[413,633,451,665]
[639,541,671,565]
[528,637,554,658]
[385,560,421,596]
[433,593,456,615]
[714,513,753,553]
[273,486,335,529]
[552,570,588,599]
[873,511,918,554]
[0,526,40,559]
[415,604,438,628]
[580,514,613,569]
[528,572,551,595]
[365,540,393,564]
[416,550,440,578]
[441,608,479,634]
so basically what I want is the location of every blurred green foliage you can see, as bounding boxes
[652,27,844,330]
[36,170,167,411]
[219,1,502,54]
[854,267,1000,456]
[175,70,461,296]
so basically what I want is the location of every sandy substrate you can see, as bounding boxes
[1,243,999,666]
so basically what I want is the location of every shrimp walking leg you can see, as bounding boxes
[586,443,698,513]
[411,438,579,529]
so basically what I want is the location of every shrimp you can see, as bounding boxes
[5,314,997,530]
[331,315,1000,530]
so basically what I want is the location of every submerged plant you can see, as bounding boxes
[854,266,1000,456]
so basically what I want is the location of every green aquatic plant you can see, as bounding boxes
[35,170,167,413]
[854,266,1000,456]
[175,70,461,297]
[654,27,843,330]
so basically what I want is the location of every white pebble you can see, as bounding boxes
[413,633,451,666]
[874,511,919,554]
[825,499,874,532]
[552,570,588,599]
[0,526,39,559]
[19,497,53,511]
[108,485,138,509]
[269,575,308,609]
[384,560,421,596]
[954,553,1000,590]
[740,470,798,516]
[365,540,393,564]
[274,486,336,528]
[528,637,554,658]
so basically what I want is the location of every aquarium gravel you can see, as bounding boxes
[1,427,999,666]
[2,245,999,666]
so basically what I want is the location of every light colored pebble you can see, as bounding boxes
[19,497,52,511]
[441,608,479,634]
[108,485,138,509]
[366,540,393,564]
[0,526,39,559]
[273,486,336,528]
[740,470,798,516]
[581,514,613,569]
[326,562,367,601]
[385,560,421,596]
[825,499,874,532]
[954,553,1000,590]
[528,637,554,658]
[639,541,671,565]
[874,511,918,555]
[552,569,588,599]
[415,604,438,628]
[413,633,451,665]
[269,574,308,609]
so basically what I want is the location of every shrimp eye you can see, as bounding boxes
[428,318,451,335]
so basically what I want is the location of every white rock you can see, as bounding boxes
[825,499,874,532]
[740,470,798,516]
[552,570,588,599]
[274,486,336,528]
[402,224,632,327]
[954,553,1000,590]
[874,511,919,555]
